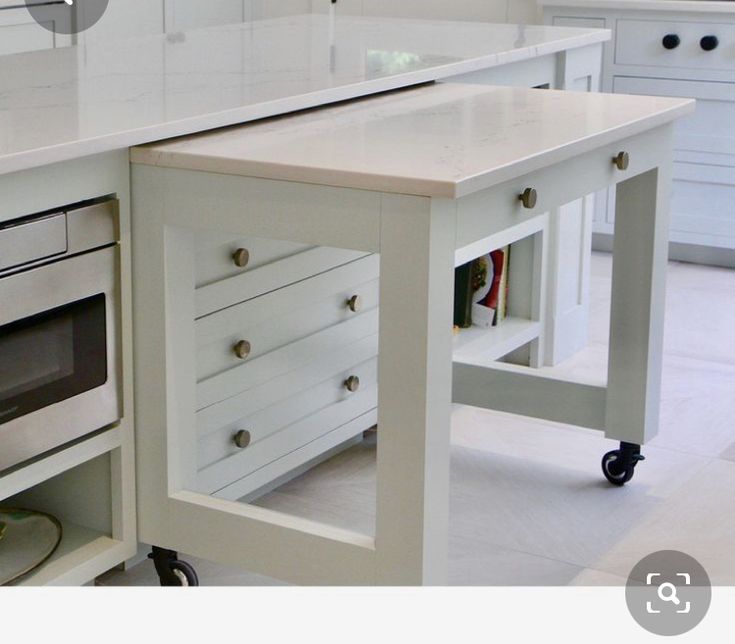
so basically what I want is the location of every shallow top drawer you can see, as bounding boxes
[615,19,735,72]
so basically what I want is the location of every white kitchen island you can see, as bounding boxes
[131,83,692,585]
[0,14,610,586]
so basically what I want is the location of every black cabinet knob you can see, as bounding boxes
[700,35,719,51]
[662,34,680,50]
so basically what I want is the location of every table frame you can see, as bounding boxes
[131,123,673,585]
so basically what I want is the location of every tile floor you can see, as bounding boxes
[99,253,735,586]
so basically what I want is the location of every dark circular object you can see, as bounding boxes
[170,560,199,586]
[700,35,719,51]
[662,34,681,50]
[601,449,635,486]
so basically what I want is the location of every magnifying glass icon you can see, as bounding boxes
[658,582,681,606]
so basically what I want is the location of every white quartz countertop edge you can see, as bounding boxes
[132,91,695,200]
[0,29,609,178]
[538,0,735,14]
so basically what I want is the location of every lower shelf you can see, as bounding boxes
[453,317,542,364]
[14,519,127,586]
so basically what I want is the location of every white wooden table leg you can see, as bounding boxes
[375,196,456,585]
[605,158,673,445]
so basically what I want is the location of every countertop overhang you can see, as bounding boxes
[538,0,735,15]
[132,83,694,200]
[0,14,609,176]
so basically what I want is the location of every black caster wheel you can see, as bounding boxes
[149,546,200,586]
[602,441,645,486]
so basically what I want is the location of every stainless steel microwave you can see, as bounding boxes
[0,199,121,471]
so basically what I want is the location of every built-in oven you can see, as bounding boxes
[0,199,121,471]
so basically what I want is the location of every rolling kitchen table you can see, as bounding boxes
[130,83,693,585]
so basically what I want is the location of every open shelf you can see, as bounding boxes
[0,427,121,502]
[453,317,542,365]
[14,519,126,587]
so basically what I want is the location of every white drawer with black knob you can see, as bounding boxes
[194,230,369,317]
[615,19,735,72]
[196,254,379,408]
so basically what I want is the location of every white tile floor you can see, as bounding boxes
[99,253,735,586]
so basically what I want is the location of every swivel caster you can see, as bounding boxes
[601,441,645,486]
[148,546,200,586]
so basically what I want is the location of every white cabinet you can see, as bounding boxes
[543,2,735,264]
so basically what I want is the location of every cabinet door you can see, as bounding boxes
[164,0,246,32]
[614,76,735,247]
[0,5,71,54]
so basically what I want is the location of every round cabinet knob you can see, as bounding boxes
[700,35,719,51]
[233,430,251,449]
[344,375,360,393]
[519,187,538,210]
[662,34,680,50]
[232,248,250,268]
[613,151,630,171]
[346,295,362,313]
[233,339,252,360]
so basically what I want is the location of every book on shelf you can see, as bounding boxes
[453,246,510,331]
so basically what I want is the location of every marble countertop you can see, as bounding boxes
[538,0,735,14]
[132,83,694,199]
[0,14,609,176]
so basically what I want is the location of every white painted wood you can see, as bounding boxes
[195,232,310,289]
[0,429,120,502]
[215,414,374,502]
[196,255,378,377]
[131,84,682,586]
[543,2,735,261]
[196,247,370,317]
[197,361,377,491]
[198,312,378,412]
[374,195,456,585]
[606,155,673,444]
[453,360,608,430]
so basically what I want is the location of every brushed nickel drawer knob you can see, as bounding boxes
[346,295,362,313]
[233,340,251,360]
[232,248,250,268]
[233,430,251,449]
[613,151,630,171]
[519,187,537,209]
[344,375,360,393]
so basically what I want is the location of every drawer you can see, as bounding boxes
[615,19,735,73]
[195,350,378,493]
[195,230,369,317]
[613,76,735,164]
[196,255,379,408]
[670,162,735,244]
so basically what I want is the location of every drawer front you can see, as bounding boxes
[196,255,379,407]
[195,230,369,317]
[613,76,735,164]
[615,19,735,73]
[195,350,378,493]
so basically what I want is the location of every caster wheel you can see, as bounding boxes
[170,560,199,587]
[602,450,635,485]
[601,442,645,486]
[149,547,200,586]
